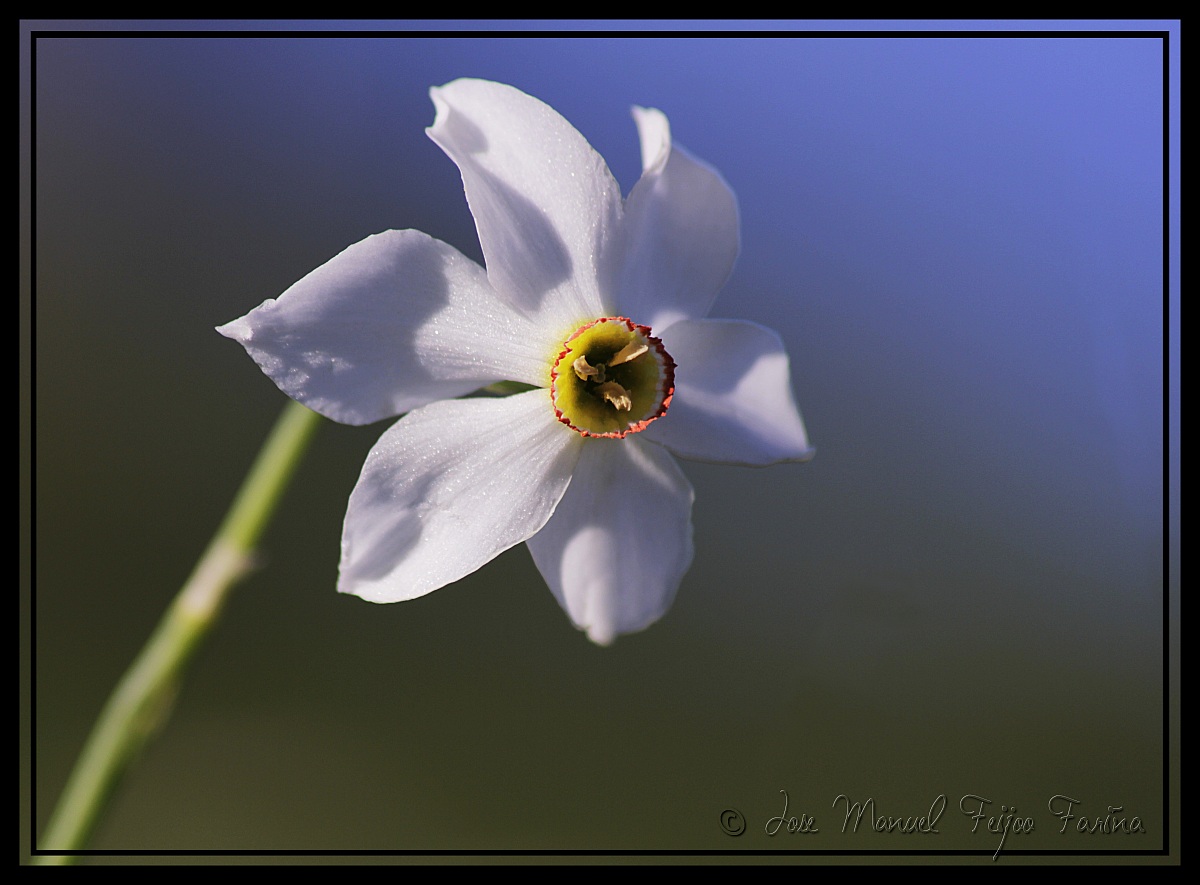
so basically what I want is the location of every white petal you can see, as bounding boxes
[339,390,582,603]
[427,79,622,334]
[613,107,740,331]
[526,437,694,645]
[642,319,814,466]
[218,230,549,426]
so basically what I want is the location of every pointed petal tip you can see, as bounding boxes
[336,572,420,604]
[630,105,671,175]
[586,623,617,647]
[770,433,817,467]
[215,314,253,342]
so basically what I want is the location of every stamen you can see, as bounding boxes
[608,341,648,366]
[595,381,633,411]
[573,355,603,381]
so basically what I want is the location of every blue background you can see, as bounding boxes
[23,24,1178,860]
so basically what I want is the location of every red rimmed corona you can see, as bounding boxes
[550,317,675,438]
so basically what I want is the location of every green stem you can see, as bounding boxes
[35,400,323,863]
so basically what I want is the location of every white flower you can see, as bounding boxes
[218,79,813,645]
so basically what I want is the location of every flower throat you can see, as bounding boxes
[550,317,675,438]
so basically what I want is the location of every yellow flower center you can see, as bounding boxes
[550,317,675,438]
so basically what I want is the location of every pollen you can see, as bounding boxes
[595,381,633,411]
[572,355,603,381]
[608,340,648,366]
[550,317,675,438]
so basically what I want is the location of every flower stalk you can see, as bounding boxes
[35,400,323,863]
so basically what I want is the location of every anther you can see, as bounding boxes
[595,381,633,411]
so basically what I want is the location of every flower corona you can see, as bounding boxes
[550,317,675,438]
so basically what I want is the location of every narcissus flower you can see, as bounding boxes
[219,79,812,644]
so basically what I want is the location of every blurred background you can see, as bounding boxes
[23,25,1178,861]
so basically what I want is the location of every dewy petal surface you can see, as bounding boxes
[526,437,694,645]
[427,79,623,334]
[642,319,814,466]
[218,230,548,425]
[613,107,741,332]
[340,390,582,603]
